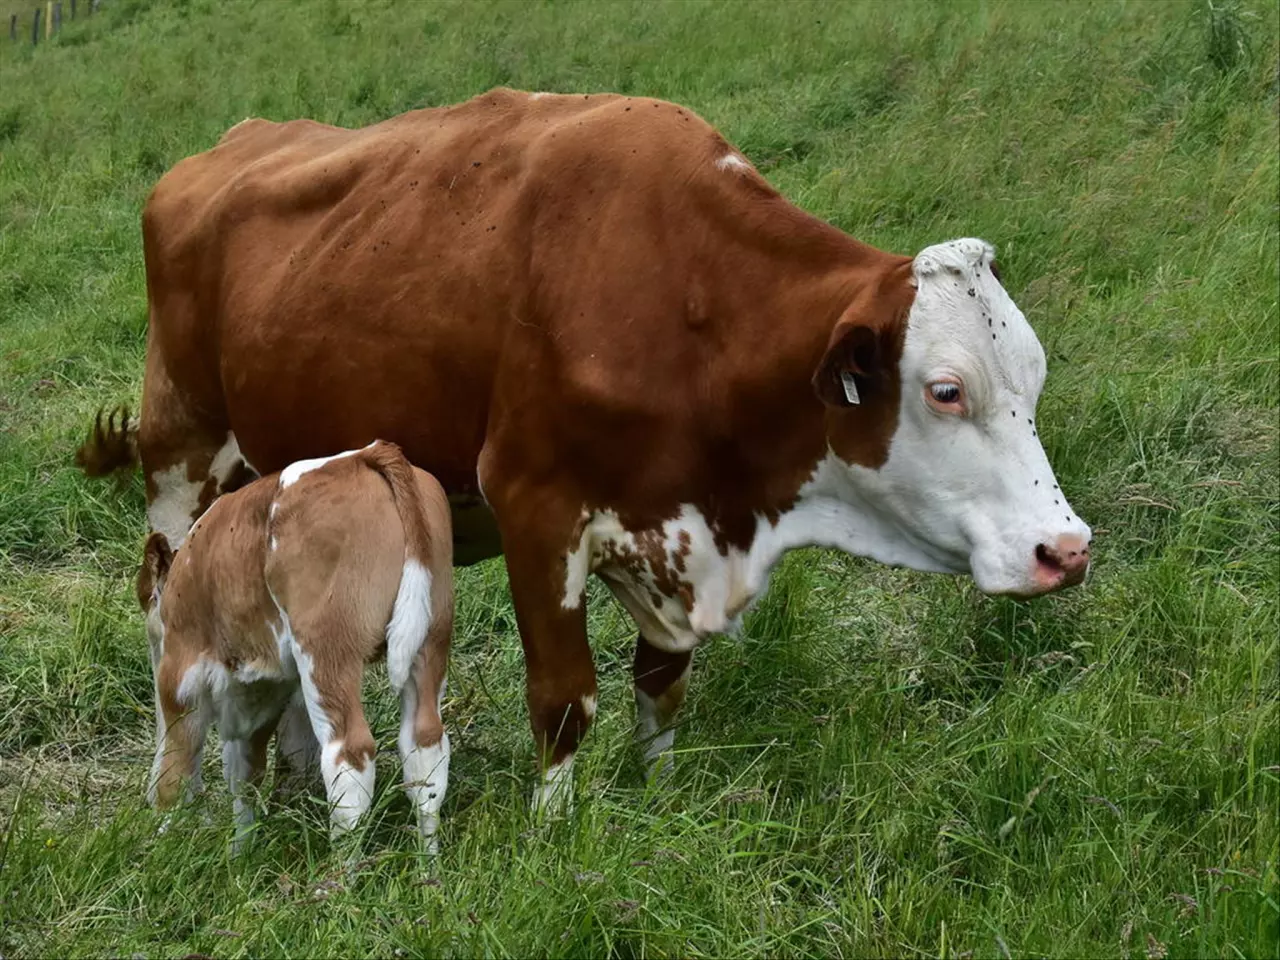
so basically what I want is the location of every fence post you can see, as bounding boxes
[9,13,17,41]
[71,0,77,19]
[53,2,62,32]
[32,7,40,44]
[44,2,52,39]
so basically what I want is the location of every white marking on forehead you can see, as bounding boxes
[278,442,375,489]
[715,153,749,171]
[910,238,1045,400]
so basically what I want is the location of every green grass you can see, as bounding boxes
[1,0,1278,956]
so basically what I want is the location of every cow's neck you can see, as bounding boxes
[589,231,931,650]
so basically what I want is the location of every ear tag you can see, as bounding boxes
[840,370,861,405]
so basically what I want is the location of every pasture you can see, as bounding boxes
[1,0,1277,956]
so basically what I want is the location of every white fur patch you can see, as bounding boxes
[531,756,574,816]
[278,442,374,489]
[148,431,253,548]
[397,671,450,852]
[176,657,230,706]
[321,739,376,836]
[148,462,204,549]
[385,559,433,693]
[580,694,597,722]
[402,736,450,852]
[715,153,749,171]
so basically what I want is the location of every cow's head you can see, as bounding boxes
[814,238,1091,597]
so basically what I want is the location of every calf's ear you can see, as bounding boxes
[136,532,174,610]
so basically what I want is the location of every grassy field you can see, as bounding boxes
[1,0,1278,956]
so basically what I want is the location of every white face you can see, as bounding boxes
[850,238,1092,596]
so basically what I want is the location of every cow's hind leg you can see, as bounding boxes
[633,634,692,781]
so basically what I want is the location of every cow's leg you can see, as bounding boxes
[499,520,597,817]
[397,614,452,854]
[222,719,276,856]
[633,634,692,780]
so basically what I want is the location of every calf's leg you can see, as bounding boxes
[398,624,451,853]
[288,626,378,842]
[222,720,278,855]
[271,694,322,803]
[147,657,210,816]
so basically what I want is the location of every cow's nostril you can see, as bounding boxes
[1035,542,1063,572]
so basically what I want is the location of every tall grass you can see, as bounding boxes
[1,0,1277,956]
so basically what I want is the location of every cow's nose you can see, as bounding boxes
[1034,534,1091,589]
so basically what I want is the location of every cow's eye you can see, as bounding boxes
[926,379,965,413]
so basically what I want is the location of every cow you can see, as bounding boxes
[78,87,1091,814]
[139,440,454,852]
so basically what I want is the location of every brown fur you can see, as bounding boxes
[105,87,918,785]
[147,442,453,844]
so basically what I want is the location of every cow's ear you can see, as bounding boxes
[812,321,883,408]
[137,531,173,611]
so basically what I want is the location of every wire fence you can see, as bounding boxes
[8,0,101,44]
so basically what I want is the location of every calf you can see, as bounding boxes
[138,441,454,852]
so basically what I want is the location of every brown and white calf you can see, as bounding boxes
[139,441,454,851]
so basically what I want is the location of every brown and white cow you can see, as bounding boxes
[140,440,453,851]
[81,88,1090,813]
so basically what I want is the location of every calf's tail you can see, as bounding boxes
[362,441,436,693]
[74,406,140,478]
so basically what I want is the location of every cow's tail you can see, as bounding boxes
[75,406,140,479]
[362,441,437,694]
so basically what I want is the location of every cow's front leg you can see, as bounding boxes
[502,520,598,817]
[633,634,691,780]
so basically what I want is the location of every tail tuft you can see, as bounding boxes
[75,406,139,479]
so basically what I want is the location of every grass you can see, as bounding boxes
[1,0,1277,956]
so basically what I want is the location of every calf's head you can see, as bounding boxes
[814,238,1091,597]
[137,531,174,657]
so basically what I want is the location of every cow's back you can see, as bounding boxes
[141,87,888,543]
